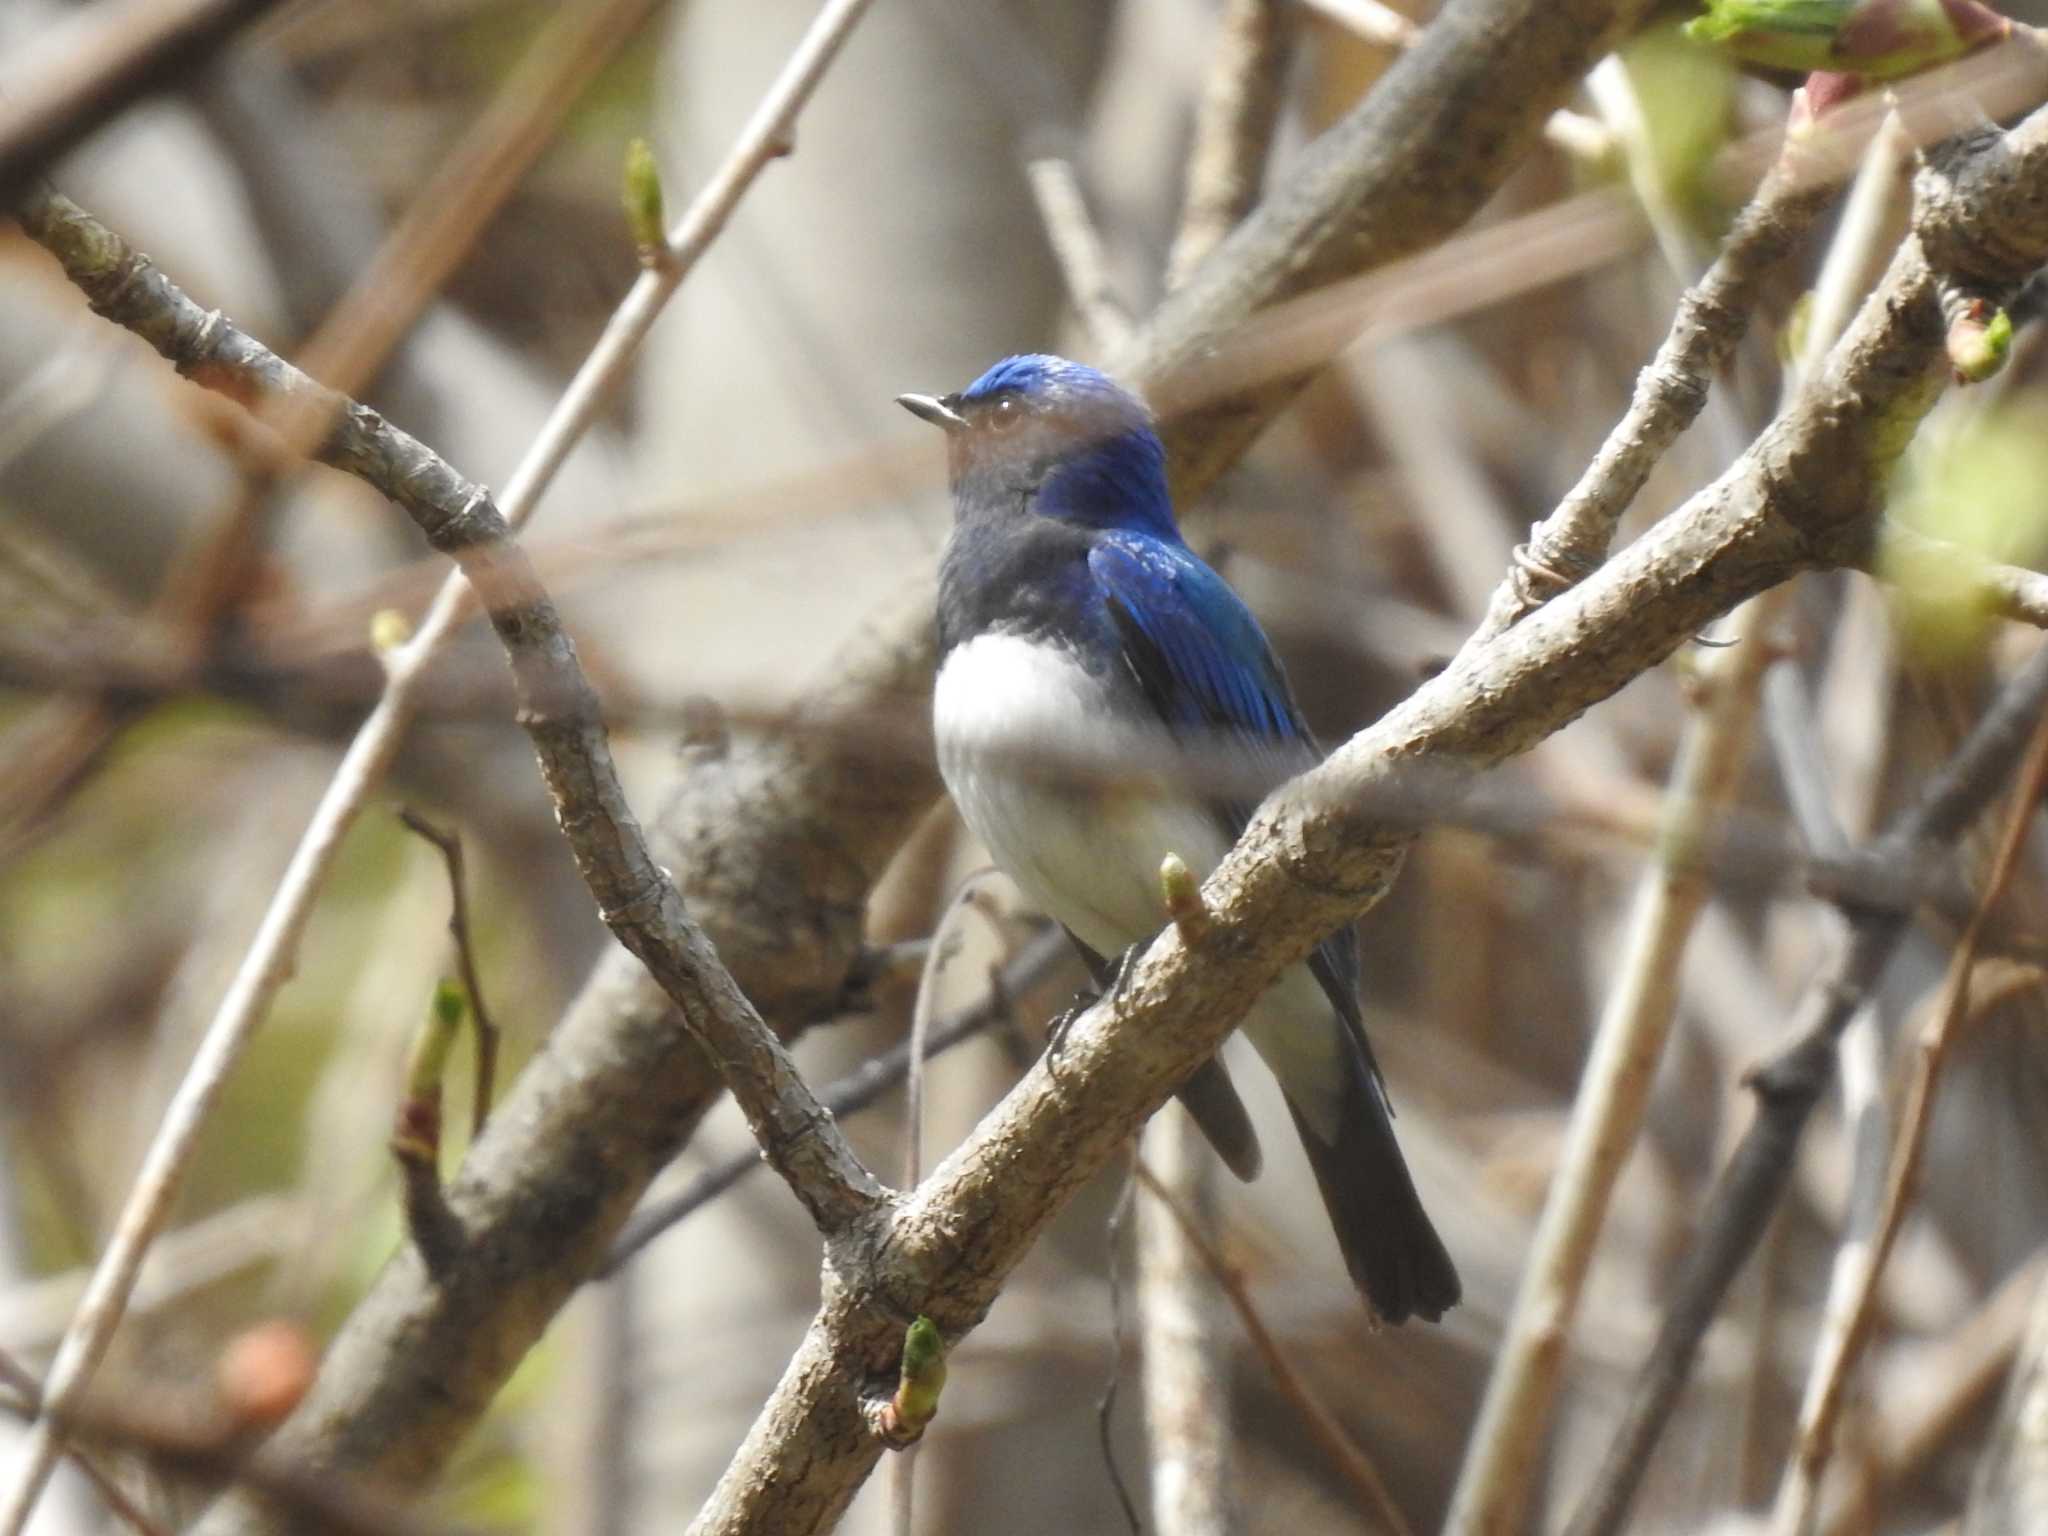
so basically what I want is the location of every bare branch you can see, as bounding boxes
[1966,1262,2048,1536]
[603,927,1069,1276]
[1166,0,1295,289]
[1024,155,1134,355]
[0,2,882,1520]
[0,0,287,204]
[1472,138,1834,644]
[1774,705,2048,1534]
[395,810,500,1139]
[1128,0,1656,499]
[1563,635,2048,1536]
[686,102,2048,1536]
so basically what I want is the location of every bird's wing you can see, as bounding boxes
[1087,534,1372,1051]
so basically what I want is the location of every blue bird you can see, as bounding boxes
[901,354,1460,1325]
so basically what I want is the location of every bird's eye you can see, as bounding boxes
[985,395,1024,430]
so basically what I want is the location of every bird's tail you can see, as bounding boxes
[1282,1064,1460,1326]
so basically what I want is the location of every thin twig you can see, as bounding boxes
[1024,155,1135,355]
[0,1350,169,1536]
[1564,638,2048,1536]
[890,882,1003,1536]
[599,926,1070,1276]
[1774,699,2048,1535]
[1863,522,2048,629]
[396,809,501,1139]
[1447,587,1793,1536]
[0,0,287,203]
[1470,135,1834,644]
[0,4,880,1528]
[1850,1246,2048,1532]
[1166,0,1294,289]
[1291,0,1610,161]
[1133,1161,1415,1536]
[1097,1151,1143,1536]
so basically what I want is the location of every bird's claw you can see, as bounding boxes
[1044,942,1145,1062]
[1045,987,1098,1059]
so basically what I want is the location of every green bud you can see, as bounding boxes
[370,607,412,654]
[893,1316,948,1434]
[623,137,666,257]
[409,980,465,1100]
[1685,0,2010,81]
[1949,303,2013,384]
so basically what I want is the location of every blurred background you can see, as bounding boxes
[4,1,2048,1533]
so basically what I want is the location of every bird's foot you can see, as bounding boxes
[1045,987,1098,1059]
[1107,940,1145,1003]
[1044,942,1146,1058]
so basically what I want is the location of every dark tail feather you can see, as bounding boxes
[1283,1080,1460,1326]
[1176,1056,1263,1181]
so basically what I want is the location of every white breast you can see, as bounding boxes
[932,629,1347,1136]
[933,631,1228,959]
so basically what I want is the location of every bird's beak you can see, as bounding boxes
[896,392,967,433]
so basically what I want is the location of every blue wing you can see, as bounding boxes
[1087,534,1370,1042]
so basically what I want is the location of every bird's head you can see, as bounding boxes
[899,354,1179,540]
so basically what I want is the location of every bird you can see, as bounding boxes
[900,353,1460,1325]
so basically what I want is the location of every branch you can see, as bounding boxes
[1444,586,1794,1536]
[1471,135,1833,643]
[1966,1263,2048,1536]
[1023,155,1134,355]
[1563,634,2048,1536]
[685,102,2048,1536]
[1773,707,2048,1534]
[172,2,1664,1521]
[1127,0,1657,499]
[0,0,883,1527]
[1165,0,1295,289]
[1863,521,2048,628]
[602,927,1067,1275]
[0,0,287,205]
[21,194,883,1211]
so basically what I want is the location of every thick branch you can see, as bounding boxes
[685,104,2048,1536]
[176,0,1663,1517]
[1128,0,1656,499]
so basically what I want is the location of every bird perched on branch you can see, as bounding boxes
[900,354,1459,1325]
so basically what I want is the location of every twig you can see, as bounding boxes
[1563,637,2048,1536]
[1862,522,2048,630]
[0,1383,485,1536]
[1841,1248,2048,1536]
[0,0,287,204]
[890,884,1002,1536]
[1963,1257,2048,1536]
[0,1350,169,1536]
[1132,1161,1414,1536]
[389,981,468,1278]
[396,809,500,1139]
[1446,587,1793,1536]
[1291,0,1610,162]
[1097,1151,1143,1536]
[1166,0,1295,289]
[1136,1114,1238,1536]
[0,2,880,1527]
[1471,135,1834,644]
[1023,155,1134,356]
[1773,697,2048,1536]
[599,926,1070,1276]
[1450,98,1909,1532]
